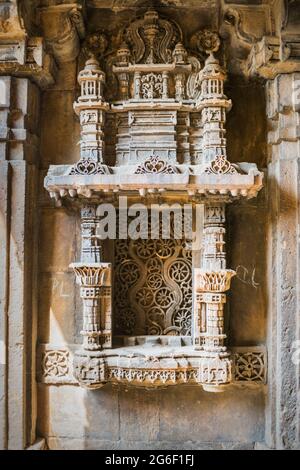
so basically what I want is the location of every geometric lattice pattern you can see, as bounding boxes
[114,215,192,336]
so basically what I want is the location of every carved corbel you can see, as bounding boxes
[38,3,85,64]
[221,7,255,48]
[0,2,56,88]
[219,6,259,76]
[245,35,300,79]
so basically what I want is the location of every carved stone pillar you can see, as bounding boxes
[68,56,109,178]
[0,75,41,449]
[70,206,112,352]
[72,264,111,351]
[80,205,101,263]
[194,203,235,354]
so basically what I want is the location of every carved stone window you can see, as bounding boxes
[44,8,264,392]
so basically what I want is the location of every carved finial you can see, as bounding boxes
[116,42,131,66]
[82,54,101,72]
[200,52,226,82]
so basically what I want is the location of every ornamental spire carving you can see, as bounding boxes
[124,9,182,65]
[69,54,109,175]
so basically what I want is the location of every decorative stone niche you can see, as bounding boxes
[44,9,263,392]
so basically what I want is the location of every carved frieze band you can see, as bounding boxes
[37,344,267,386]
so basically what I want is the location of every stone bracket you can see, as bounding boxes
[38,3,86,64]
[245,35,300,80]
[0,36,56,89]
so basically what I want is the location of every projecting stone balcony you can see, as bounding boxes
[44,156,263,205]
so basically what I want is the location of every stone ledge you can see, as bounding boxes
[37,343,267,388]
[45,437,258,450]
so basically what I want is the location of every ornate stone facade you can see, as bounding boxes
[43,7,264,392]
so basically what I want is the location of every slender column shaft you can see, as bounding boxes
[134,71,141,99]
[162,71,168,99]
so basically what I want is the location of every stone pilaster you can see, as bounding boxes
[0,2,56,450]
[265,72,300,449]
[0,75,40,449]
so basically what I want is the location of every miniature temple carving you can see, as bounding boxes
[44,9,263,391]
[69,56,109,176]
